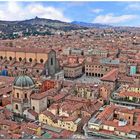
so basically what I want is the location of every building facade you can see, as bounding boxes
[0,47,60,78]
[64,63,83,79]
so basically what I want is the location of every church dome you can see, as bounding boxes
[13,75,35,88]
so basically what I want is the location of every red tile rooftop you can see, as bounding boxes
[27,122,40,129]
[101,68,118,82]
[119,91,140,98]
[42,110,58,122]
[103,120,118,128]
[97,105,116,121]
[28,109,38,118]
[65,95,88,103]
[12,134,22,139]
[60,101,83,113]
[0,46,51,53]
[64,63,82,68]
[52,92,67,102]
[59,115,78,122]
[31,91,48,100]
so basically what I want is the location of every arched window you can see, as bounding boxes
[40,59,44,63]
[51,58,53,65]
[15,67,17,70]
[9,56,12,60]
[25,93,27,99]
[0,56,3,60]
[32,106,35,111]
[17,93,19,98]
[15,104,18,110]
[19,57,22,62]
[29,58,32,62]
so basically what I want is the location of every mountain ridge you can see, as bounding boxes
[71,21,112,28]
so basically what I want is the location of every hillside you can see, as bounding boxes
[71,21,112,28]
[0,17,88,39]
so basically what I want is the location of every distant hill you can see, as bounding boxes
[0,17,88,39]
[71,21,112,28]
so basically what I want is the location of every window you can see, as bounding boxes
[9,56,12,60]
[0,56,3,59]
[19,57,22,61]
[36,70,39,73]
[17,93,19,98]
[29,58,32,62]
[129,116,131,119]
[51,58,53,65]
[32,106,35,110]
[15,104,18,110]
[15,67,17,70]
[25,93,27,99]
[40,59,44,63]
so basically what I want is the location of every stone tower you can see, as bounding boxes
[11,73,35,116]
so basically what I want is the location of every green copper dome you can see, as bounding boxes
[13,75,35,88]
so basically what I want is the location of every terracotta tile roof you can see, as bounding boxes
[0,130,11,138]
[0,119,19,131]
[60,130,73,138]
[65,95,88,103]
[115,125,132,133]
[59,115,79,122]
[28,109,38,118]
[60,101,83,113]
[12,134,22,139]
[118,75,134,83]
[119,91,140,98]
[97,105,116,121]
[42,110,58,122]
[103,120,118,128]
[3,108,13,119]
[64,63,82,68]
[101,68,118,82]
[27,122,39,129]
[52,92,67,102]
[49,103,59,110]
[81,99,103,116]
[0,86,12,95]
[31,91,48,100]
[0,46,51,54]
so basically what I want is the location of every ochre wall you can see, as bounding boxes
[0,50,48,64]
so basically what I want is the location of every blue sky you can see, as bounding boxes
[0,1,140,26]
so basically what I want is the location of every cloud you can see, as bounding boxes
[125,3,140,11]
[93,14,138,24]
[92,8,103,14]
[0,2,71,22]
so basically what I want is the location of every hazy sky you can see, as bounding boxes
[0,1,140,26]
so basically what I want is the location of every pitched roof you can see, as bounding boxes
[101,68,118,82]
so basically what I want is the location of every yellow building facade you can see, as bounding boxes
[39,112,81,132]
